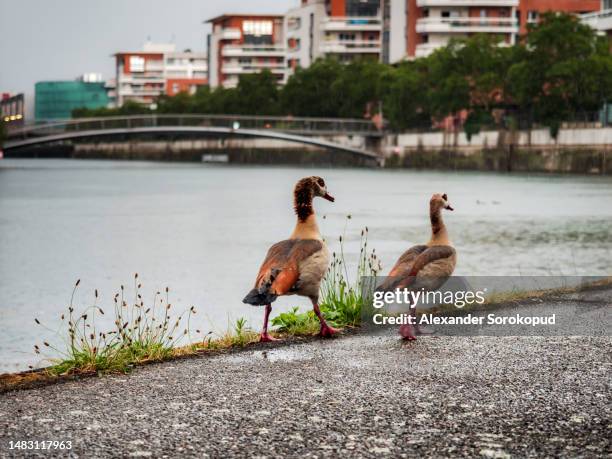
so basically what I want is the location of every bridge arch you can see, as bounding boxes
[4,126,382,165]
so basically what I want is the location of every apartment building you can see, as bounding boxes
[408,0,600,58]
[114,43,207,107]
[581,0,612,48]
[285,0,385,79]
[206,14,285,88]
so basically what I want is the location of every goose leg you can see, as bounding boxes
[399,304,417,341]
[312,300,339,337]
[260,304,278,342]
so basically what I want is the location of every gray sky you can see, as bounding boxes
[0,0,297,96]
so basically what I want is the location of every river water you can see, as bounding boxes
[1,159,611,372]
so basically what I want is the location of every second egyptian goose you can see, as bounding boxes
[243,176,338,342]
[379,193,457,340]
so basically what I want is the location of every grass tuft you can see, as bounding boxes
[35,275,197,376]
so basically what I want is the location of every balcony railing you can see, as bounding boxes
[222,63,286,74]
[415,39,511,57]
[322,16,382,31]
[217,28,242,40]
[320,40,381,53]
[417,0,518,6]
[415,42,442,58]
[581,9,612,32]
[222,45,286,57]
[416,16,518,34]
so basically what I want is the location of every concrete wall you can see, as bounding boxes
[391,127,612,153]
[385,127,612,174]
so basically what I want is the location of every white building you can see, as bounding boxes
[284,0,385,81]
[114,42,207,107]
[412,0,520,58]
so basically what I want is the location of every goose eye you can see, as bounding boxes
[317,178,325,187]
[442,193,448,201]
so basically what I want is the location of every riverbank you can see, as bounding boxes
[1,293,609,457]
[6,126,612,173]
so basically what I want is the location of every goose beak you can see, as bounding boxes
[323,192,335,202]
[445,204,454,211]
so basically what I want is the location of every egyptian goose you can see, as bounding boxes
[243,176,338,342]
[379,193,457,340]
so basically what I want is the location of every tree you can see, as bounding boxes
[380,62,430,131]
[281,58,344,117]
[330,58,386,118]
[508,13,612,135]
[234,70,280,115]
[157,92,194,114]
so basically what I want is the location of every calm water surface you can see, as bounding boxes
[1,159,611,371]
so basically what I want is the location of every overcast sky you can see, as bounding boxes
[0,0,298,96]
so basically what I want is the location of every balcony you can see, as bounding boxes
[417,0,517,6]
[222,45,285,57]
[415,42,443,58]
[320,40,381,54]
[581,9,612,33]
[222,66,285,75]
[322,17,381,32]
[414,39,510,57]
[218,28,242,40]
[416,16,518,34]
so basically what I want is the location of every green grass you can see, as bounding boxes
[34,275,198,376]
[272,220,380,334]
[30,220,381,377]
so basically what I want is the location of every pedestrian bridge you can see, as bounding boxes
[4,115,384,164]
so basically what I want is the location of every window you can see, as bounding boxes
[527,11,539,22]
[480,9,487,25]
[339,33,356,41]
[605,0,612,10]
[346,0,379,17]
[287,16,301,30]
[442,11,450,18]
[242,20,272,36]
[129,56,145,72]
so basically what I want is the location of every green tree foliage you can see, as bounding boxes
[508,13,612,135]
[234,70,280,115]
[72,14,612,136]
[280,59,344,117]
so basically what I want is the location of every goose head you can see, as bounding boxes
[430,193,454,212]
[295,176,335,203]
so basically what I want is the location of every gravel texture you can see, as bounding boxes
[0,302,610,458]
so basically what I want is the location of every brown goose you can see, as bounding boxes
[379,193,457,340]
[243,176,338,342]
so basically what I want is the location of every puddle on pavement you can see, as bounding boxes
[223,347,315,364]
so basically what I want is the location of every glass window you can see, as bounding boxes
[243,20,273,36]
[129,56,145,72]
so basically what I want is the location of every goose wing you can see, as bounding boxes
[254,239,324,296]
[381,245,456,291]
[378,245,428,291]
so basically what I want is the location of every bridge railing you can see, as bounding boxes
[8,114,384,139]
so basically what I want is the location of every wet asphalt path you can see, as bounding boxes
[0,300,610,458]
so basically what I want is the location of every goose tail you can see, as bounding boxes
[242,287,278,306]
